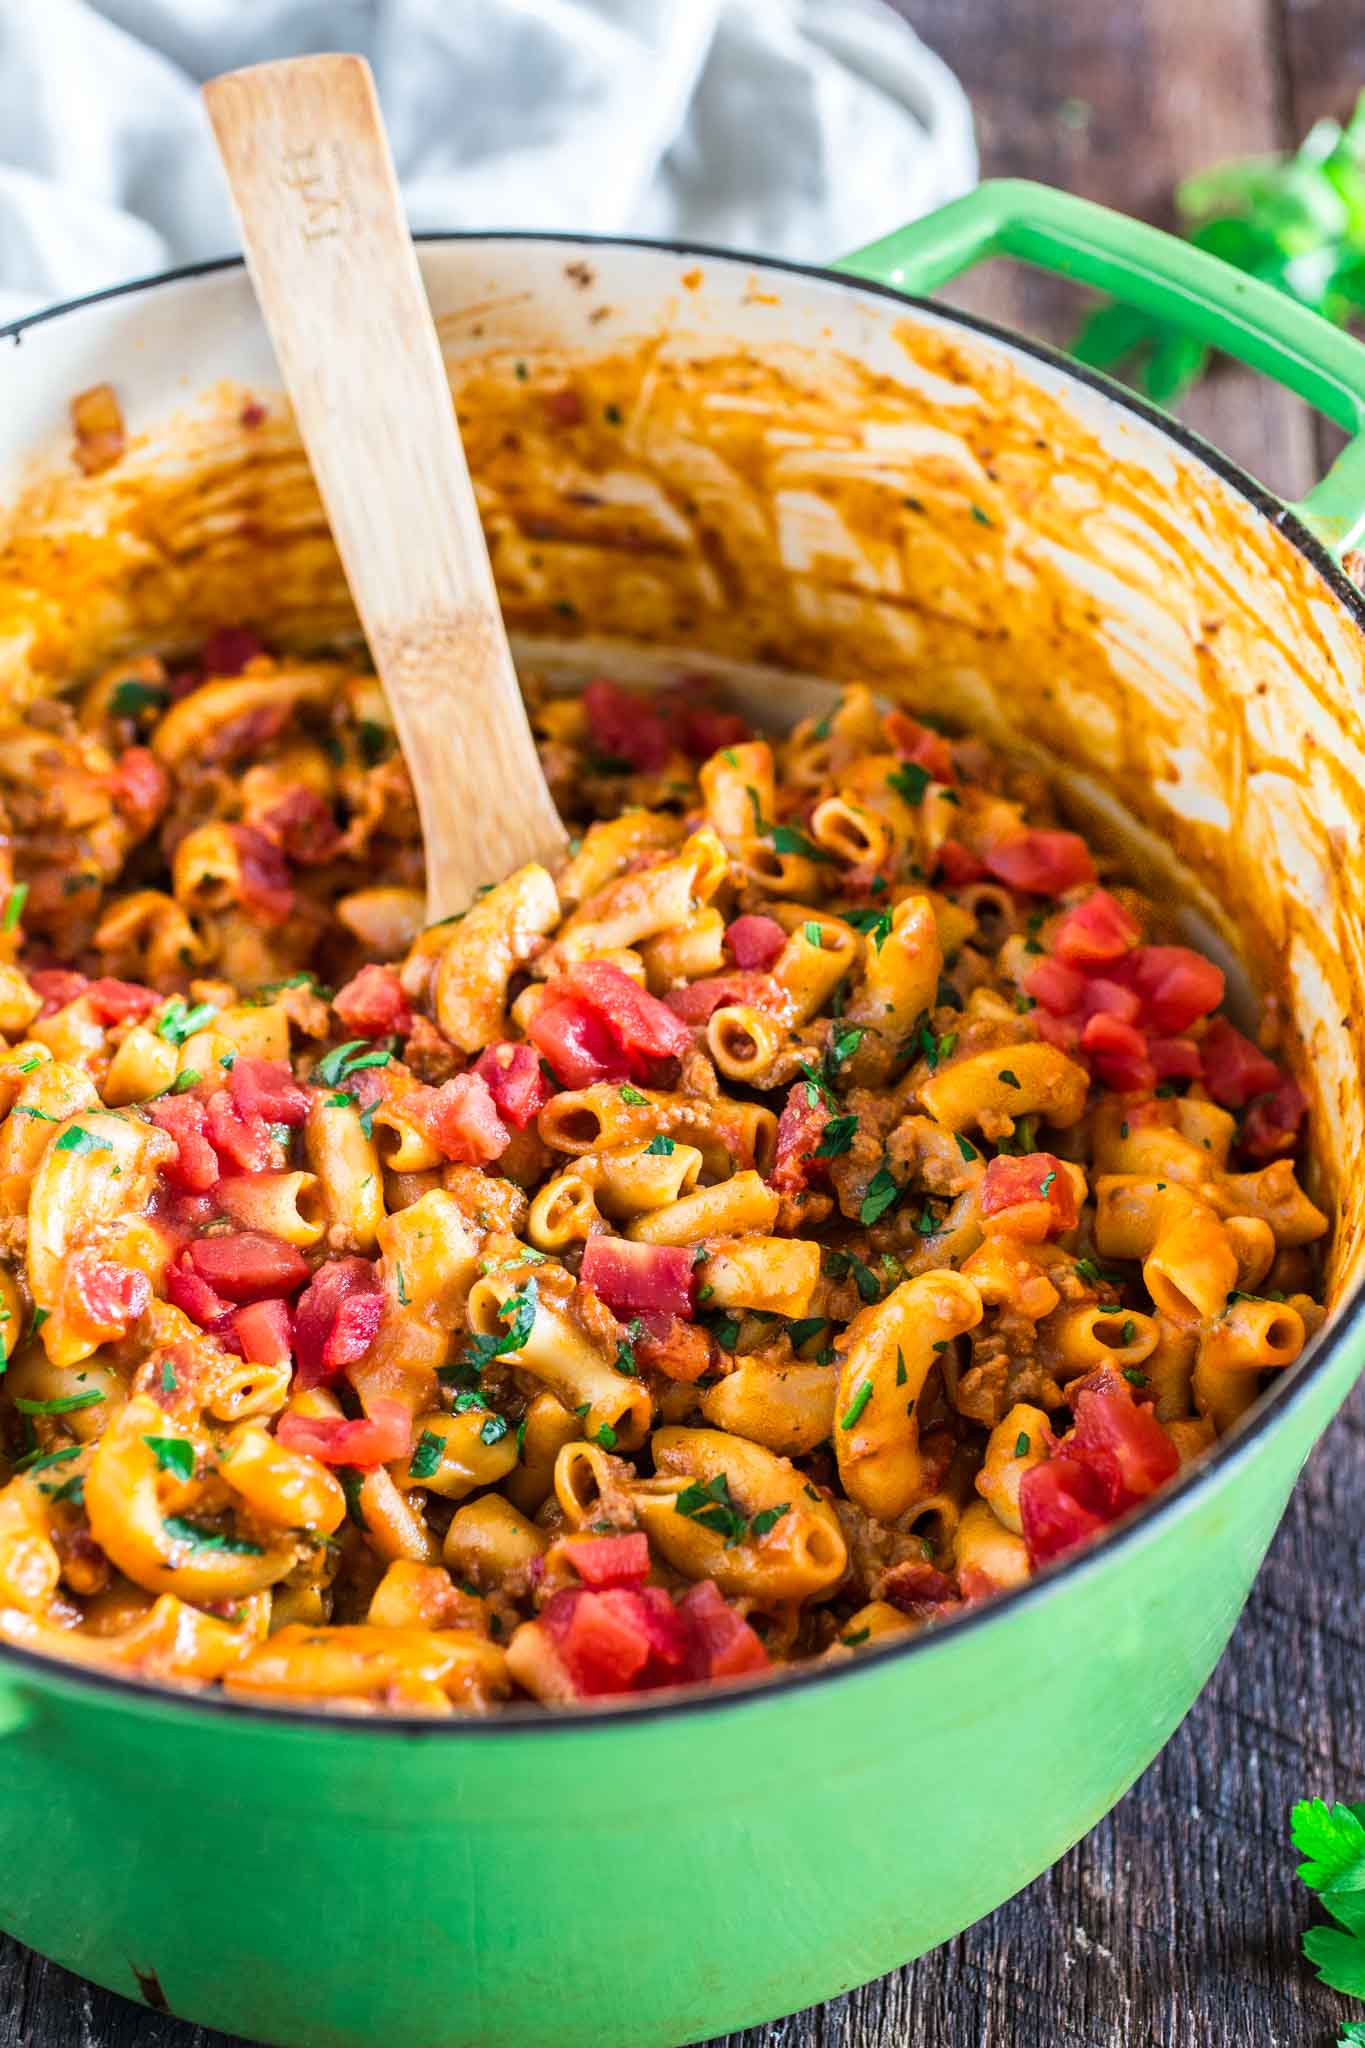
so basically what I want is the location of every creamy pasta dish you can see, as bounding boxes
[0,634,1327,1713]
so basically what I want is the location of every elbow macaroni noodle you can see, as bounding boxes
[0,642,1328,1713]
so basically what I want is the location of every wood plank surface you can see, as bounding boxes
[10,2,1365,2045]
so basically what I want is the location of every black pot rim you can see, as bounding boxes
[2,229,1360,1738]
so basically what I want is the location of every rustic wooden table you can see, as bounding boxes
[9,2,1365,2044]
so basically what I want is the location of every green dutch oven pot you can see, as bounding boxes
[3,181,1365,2046]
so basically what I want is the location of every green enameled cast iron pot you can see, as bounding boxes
[3,182,1365,2046]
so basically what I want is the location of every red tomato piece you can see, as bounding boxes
[187,1232,309,1302]
[231,824,294,923]
[1022,955,1087,1016]
[561,962,692,1068]
[82,977,159,1025]
[472,1043,553,1130]
[165,1255,234,1331]
[935,839,987,886]
[877,1560,960,1617]
[1080,1012,1156,1094]
[201,625,265,675]
[769,1080,830,1193]
[69,1253,150,1342]
[884,710,954,783]
[405,1073,510,1164]
[580,1237,696,1319]
[1051,888,1140,964]
[582,676,671,772]
[29,968,90,1018]
[1018,1456,1110,1566]
[529,993,628,1087]
[1199,1016,1282,1109]
[984,830,1096,896]
[979,1151,1077,1242]
[543,385,584,428]
[543,1586,653,1695]
[276,1395,412,1469]
[292,1257,385,1389]
[665,972,786,1025]
[1148,1035,1203,1082]
[1069,1383,1179,1514]
[232,1297,293,1367]
[1241,1077,1307,1161]
[1034,1009,1082,1054]
[204,1090,275,1174]
[1081,976,1141,1025]
[229,1055,311,1127]
[332,964,414,1040]
[725,914,788,972]
[147,1095,220,1193]
[668,693,751,759]
[110,746,170,834]
[259,786,344,868]
[561,1532,651,1589]
[678,1578,770,1680]
[1108,944,1224,1033]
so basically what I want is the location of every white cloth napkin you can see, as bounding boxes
[0,0,976,325]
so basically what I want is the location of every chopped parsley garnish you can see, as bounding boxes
[316,1040,392,1087]
[845,907,893,951]
[15,1390,104,1415]
[593,1422,617,1451]
[13,1106,56,1122]
[769,822,829,862]
[1015,1431,1031,1458]
[395,1264,410,1307]
[913,1204,940,1237]
[480,1414,510,1447]
[803,921,825,949]
[1039,1170,1057,1195]
[111,677,170,717]
[1122,1367,1148,1387]
[1121,1318,1137,1346]
[157,998,218,1046]
[164,1069,201,1096]
[786,1317,829,1352]
[13,1443,81,1476]
[997,1069,1022,1090]
[823,1247,882,1303]
[618,1084,649,1106]
[841,1627,871,1647]
[1,884,28,933]
[162,1516,264,1556]
[888,760,931,805]
[971,503,993,525]
[840,1381,874,1430]
[408,1429,443,1478]
[859,1162,901,1226]
[814,1114,858,1160]
[895,1348,908,1387]
[797,1061,837,1112]
[54,1125,112,1156]
[143,1435,194,1480]
[160,1359,177,1394]
[828,1023,866,1068]
[955,1133,978,1162]
[337,1467,367,1528]
[749,1503,790,1540]
[1074,1255,1123,1287]
[644,1133,675,1156]
[675,1471,748,1544]
[613,1320,642,1377]
[464,1283,537,1372]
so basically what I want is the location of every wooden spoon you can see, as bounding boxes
[203,54,567,919]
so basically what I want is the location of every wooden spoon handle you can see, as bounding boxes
[203,54,566,918]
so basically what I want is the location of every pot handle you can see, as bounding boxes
[835,178,1365,560]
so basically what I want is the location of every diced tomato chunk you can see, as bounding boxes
[29,968,90,1018]
[473,1042,553,1130]
[543,384,585,428]
[582,676,670,773]
[1023,955,1086,1016]
[165,1256,234,1331]
[203,1089,274,1174]
[1018,1457,1110,1565]
[533,962,691,1086]
[68,1253,150,1341]
[84,976,159,1025]
[405,1073,509,1164]
[187,1232,309,1302]
[229,1056,311,1126]
[668,691,751,759]
[276,1395,412,1469]
[110,746,170,834]
[232,824,294,922]
[1080,1013,1156,1094]
[259,786,344,867]
[1069,1383,1180,1513]
[331,964,412,1040]
[984,829,1095,896]
[770,1080,830,1193]
[1241,1077,1307,1160]
[1034,1009,1082,1053]
[725,914,788,971]
[665,972,787,1025]
[884,710,954,783]
[232,1297,293,1367]
[561,1532,651,1588]
[201,625,265,676]
[1051,889,1140,964]
[1108,944,1224,1033]
[678,1578,770,1680]
[1199,1016,1282,1109]
[935,839,987,886]
[147,1095,220,1193]
[529,994,628,1087]
[1148,1035,1203,1082]
[979,1152,1077,1241]
[1081,977,1141,1025]
[292,1257,385,1389]
[543,1586,652,1694]
[580,1237,696,1318]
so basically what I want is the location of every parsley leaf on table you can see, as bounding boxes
[1291,1798,1365,2005]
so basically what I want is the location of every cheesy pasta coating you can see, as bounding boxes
[0,643,1327,1713]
